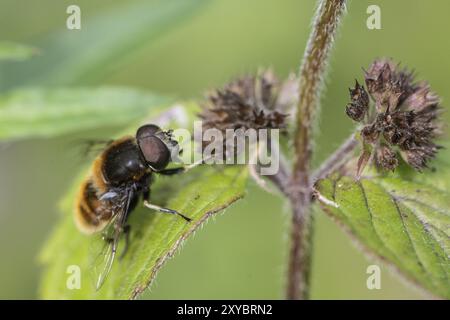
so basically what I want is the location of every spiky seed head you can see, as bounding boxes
[375,144,398,171]
[346,80,370,122]
[346,59,443,173]
[198,70,296,159]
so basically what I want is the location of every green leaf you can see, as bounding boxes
[315,157,450,298]
[0,42,38,61]
[1,0,208,88]
[39,165,248,299]
[0,87,172,140]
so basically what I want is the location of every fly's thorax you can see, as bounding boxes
[99,136,148,187]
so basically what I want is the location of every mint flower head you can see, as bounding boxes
[199,70,295,133]
[346,59,443,174]
[197,70,297,159]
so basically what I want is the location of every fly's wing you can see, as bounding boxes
[89,188,134,291]
[91,221,119,291]
[65,138,114,167]
[79,139,114,158]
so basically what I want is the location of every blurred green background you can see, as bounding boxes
[0,0,448,299]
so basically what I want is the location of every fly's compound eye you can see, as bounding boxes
[136,124,184,170]
[137,136,171,171]
[136,124,161,140]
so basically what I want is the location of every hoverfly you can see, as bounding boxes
[74,124,192,289]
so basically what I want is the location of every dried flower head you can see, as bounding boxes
[200,70,295,132]
[375,144,398,171]
[199,70,296,158]
[346,59,443,174]
[345,80,369,122]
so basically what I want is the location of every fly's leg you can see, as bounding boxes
[143,200,191,222]
[143,188,150,202]
[141,172,191,222]
[102,232,113,244]
[157,156,212,176]
[119,225,131,260]
[157,167,185,175]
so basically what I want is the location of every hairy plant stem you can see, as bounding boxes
[266,152,291,195]
[287,0,347,300]
[312,133,358,182]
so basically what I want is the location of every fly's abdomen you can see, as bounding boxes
[74,179,113,234]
